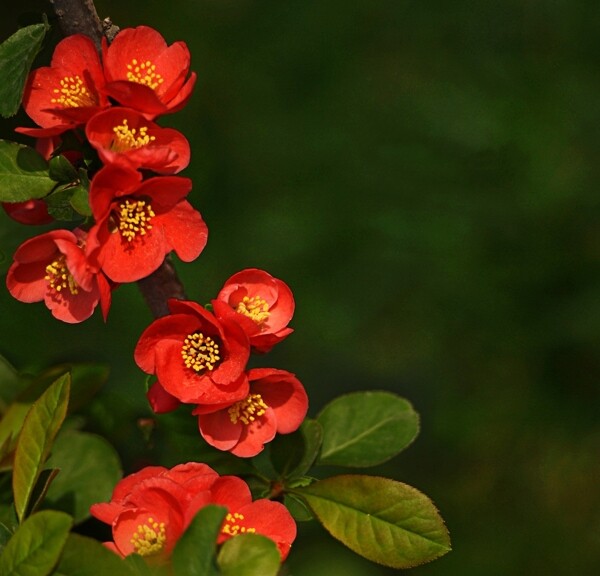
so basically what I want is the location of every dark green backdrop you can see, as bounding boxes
[1,1,599,574]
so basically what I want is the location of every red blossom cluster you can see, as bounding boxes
[90,462,296,562]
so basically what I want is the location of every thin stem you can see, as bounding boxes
[49,0,104,49]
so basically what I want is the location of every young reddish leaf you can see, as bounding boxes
[0,510,72,576]
[295,475,451,569]
[0,141,55,203]
[0,23,48,118]
[217,533,280,576]
[317,391,420,467]
[12,374,70,522]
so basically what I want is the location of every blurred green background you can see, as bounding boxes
[2,1,600,574]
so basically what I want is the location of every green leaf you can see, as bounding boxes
[45,186,76,221]
[217,533,280,576]
[283,494,313,521]
[172,505,226,576]
[44,430,122,524]
[0,403,30,465]
[54,533,134,576]
[0,354,22,410]
[49,156,78,183]
[0,141,55,203]
[12,374,70,523]
[0,510,72,576]
[27,468,60,517]
[69,185,92,217]
[0,23,48,118]
[270,418,323,480]
[295,475,451,568]
[317,391,420,467]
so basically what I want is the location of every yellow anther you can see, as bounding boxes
[111,119,156,151]
[228,393,268,425]
[126,58,164,90]
[45,255,79,295]
[221,512,256,536]
[181,332,221,372]
[130,516,167,557]
[51,75,97,108]
[235,296,270,325]
[117,199,155,242]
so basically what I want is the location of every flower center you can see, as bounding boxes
[130,517,167,557]
[51,75,97,108]
[228,393,268,425]
[112,119,156,152]
[117,199,155,242]
[126,59,164,90]
[221,512,256,537]
[45,255,79,295]
[235,296,270,326]
[181,332,221,372]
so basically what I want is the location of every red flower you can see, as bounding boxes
[16,34,108,137]
[135,299,250,405]
[103,26,196,118]
[2,200,52,225]
[85,107,190,173]
[6,228,111,323]
[212,268,295,353]
[194,368,308,457]
[87,164,207,283]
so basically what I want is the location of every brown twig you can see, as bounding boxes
[49,0,188,318]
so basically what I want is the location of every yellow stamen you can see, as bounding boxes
[112,119,156,151]
[130,517,167,557]
[126,58,164,90]
[45,255,79,295]
[221,512,256,537]
[117,199,155,242]
[235,296,270,325]
[51,75,97,108]
[228,393,268,425]
[181,332,221,372]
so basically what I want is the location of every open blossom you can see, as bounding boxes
[6,228,111,323]
[85,107,190,173]
[212,268,295,353]
[194,368,309,457]
[90,463,296,562]
[87,164,207,283]
[16,34,108,137]
[135,299,250,405]
[103,26,196,119]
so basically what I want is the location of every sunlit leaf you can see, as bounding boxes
[317,391,419,467]
[217,533,280,576]
[295,475,451,568]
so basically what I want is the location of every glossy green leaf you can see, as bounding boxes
[0,354,22,409]
[12,374,70,522]
[0,510,72,576]
[0,403,30,466]
[172,505,226,576]
[217,533,280,576]
[48,155,78,183]
[45,186,77,221]
[296,475,451,568]
[69,184,92,217]
[0,23,48,118]
[27,468,60,517]
[0,141,55,203]
[54,533,134,576]
[317,391,420,467]
[283,494,313,521]
[270,418,323,480]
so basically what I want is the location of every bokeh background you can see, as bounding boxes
[2,1,600,574]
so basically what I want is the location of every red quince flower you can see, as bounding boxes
[212,268,295,353]
[85,107,190,173]
[87,164,207,283]
[194,368,308,457]
[135,299,250,405]
[103,26,196,119]
[16,34,108,137]
[6,228,111,323]
[2,200,52,225]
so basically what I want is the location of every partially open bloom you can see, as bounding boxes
[212,268,295,353]
[135,299,250,405]
[87,164,207,283]
[16,34,108,137]
[85,107,190,173]
[6,228,111,323]
[90,463,296,562]
[2,200,53,225]
[194,368,308,457]
[103,26,196,119]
